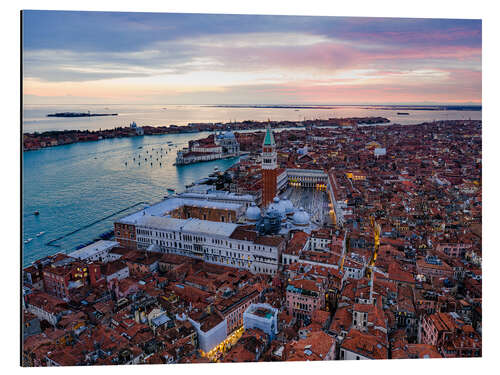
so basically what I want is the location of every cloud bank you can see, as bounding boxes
[22,11,482,104]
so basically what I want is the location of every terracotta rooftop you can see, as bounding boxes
[341,328,388,360]
[288,331,334,361]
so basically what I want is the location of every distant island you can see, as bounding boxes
[361,105,482,111]
[47,112,118,118]
[210,104,482,111]
[210,105,339,109]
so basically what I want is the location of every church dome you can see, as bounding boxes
[246,203,261,221]
[292,207,310,226]
[280,198,294,215]
[223,131,235,139]
[267,197,286,219]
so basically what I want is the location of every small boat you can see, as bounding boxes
[36,231,45,237]
[34,210,40,216]
[24,238,33,244]
[138,146,143,149]
[167,188,176,194]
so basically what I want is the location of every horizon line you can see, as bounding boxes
[23,102,483,107]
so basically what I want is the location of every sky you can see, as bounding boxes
[22,11,482,105]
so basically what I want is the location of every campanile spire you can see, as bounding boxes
[261,120,278,207]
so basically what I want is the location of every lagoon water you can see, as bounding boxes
[22,131,240,266]
[22,104,481,266]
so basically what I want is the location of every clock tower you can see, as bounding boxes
[261,121,278,207]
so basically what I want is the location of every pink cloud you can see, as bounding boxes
[203,40,480,75]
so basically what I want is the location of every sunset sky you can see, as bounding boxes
[22,11,482,105]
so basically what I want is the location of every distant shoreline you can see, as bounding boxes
[47,112,118,118]
[210,104,482,111]
[23,117,483,152]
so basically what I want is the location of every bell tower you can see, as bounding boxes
[261,120,278,207]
